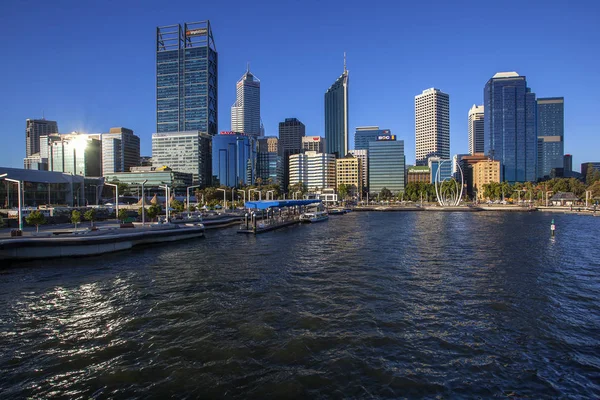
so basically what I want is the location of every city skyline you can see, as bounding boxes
[1,0,598,172]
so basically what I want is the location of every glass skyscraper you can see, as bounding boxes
[231,66,261,137]
[212,132,255,187]
[354,126,391,151]
[279,118,305,191]
[537,97,564,179]
[325,60,349,158]
[156,21,217,135]
[368,138,405,195]
[484,72,537,183]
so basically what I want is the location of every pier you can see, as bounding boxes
[238,199,322,234]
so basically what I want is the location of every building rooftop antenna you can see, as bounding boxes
[343,52,347,73]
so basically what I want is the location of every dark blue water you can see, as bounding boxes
[1,212,599,398]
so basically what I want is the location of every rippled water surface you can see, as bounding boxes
[1,212,600,398]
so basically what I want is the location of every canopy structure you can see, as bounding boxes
[244,199,321,210]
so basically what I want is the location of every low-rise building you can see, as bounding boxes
[336,154,362,198]
[289,151,336,191]
[472,160,501,199]
[105,166,193,195]
[407,166,430,183]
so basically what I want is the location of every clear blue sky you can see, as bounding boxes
[1,0,598,172]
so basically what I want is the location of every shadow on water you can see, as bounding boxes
[0,213,599,398]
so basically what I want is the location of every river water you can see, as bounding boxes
[1,212,599,398]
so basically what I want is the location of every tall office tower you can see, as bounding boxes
[368,137,405,195]
[278,118,305,191]
[484,72,537,183]
[415,88,450,166]
[354,127,393,151]
[302,136,325,153]
[563,154,572,174]
[156,21,217,135]
[257,137,283,186]
[152,131,212,186]
[428,157,453,183]
[49,133,102,176]
[336,154,363,198]
[349,149,367,191]
[25,119,59,168]
[231,66,261,137]
[289,151,336,191]
[101,127,141,175]
[325,56,349,158]
[212,131,255,187]
[537,97,564,179]
[468,105,485,155]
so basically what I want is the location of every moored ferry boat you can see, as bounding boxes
[299,211,329,223]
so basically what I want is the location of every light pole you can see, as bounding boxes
[159,184,170,222]
[585,190,593,208]
[545,191,553,207]
[517,189,527,204]
[216,188,226,210]
[267,190,274,200]
[4,178,23,231]
[294,190,301,200]
[104,182,119,221]
[249,188,257,201]
[90,184,100,205]
[231,187,235,210]
[187,185,200,212]
[138,180,148,226]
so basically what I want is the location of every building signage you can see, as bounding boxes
[219,131,244,136]
[377,135,396,141]
[186,28,207,36]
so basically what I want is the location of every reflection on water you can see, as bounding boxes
[1,212,599,398]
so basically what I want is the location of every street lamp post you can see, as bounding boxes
[545,191,553,207]
[231,187,235,210]
[294,191,301,200]
[90,184,100,205]
[158,184,170,222]
[216,188,226,210]
[140,180,148,226]
[4,178,23,231]
[267,190,274,200]
[187,185,200,212]
[585,190,593,208]
[237,189,246,207]
[104,182,119,221]
[249,188,257,201]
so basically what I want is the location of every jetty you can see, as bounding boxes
[0,223,205,261]
[238,199,322,234]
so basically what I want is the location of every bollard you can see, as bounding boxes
[551,219,556,236]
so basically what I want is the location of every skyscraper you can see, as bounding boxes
[354,127,392,151]
[156,21,217,135]
[289,151,336,191]
[231,65,261,137]
[257,137,283,186]
[368,137,405,195]
[25,119,59,168]
[101,127,141,176]
[415,88,450,166]
[152,131,212,186]
[212,132,255,187]
[278,118,305,191]
[537,97,564,179]
[484,72,537,183]
[49,133,102,177]
[325,56,349,158]
[468,105,485,155]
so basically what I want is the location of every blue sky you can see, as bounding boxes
[1,0,598,171]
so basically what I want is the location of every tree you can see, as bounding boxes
[71,210,81,231]
[84,208,97,228]
[118,209,129,223]
[337,184,349,200]
[171,199,185,212]
[379,187,393,200]
[0,215,5,228]
[26,210,46,233]
[586,164,600,186]
[147,204,161,222]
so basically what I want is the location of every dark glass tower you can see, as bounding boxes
[156,21,218,135]
[484,72,537,183]
[325,60,349,158]
[536,97,564,179]
[278,118,305,191]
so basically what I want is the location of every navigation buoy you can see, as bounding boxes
[551,219,556,236]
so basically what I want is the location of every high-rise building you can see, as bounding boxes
[302,136,325,153]
[101,127,141,175]
[49,133,102,177]
[354,127,392,151]
[468,105,485,155]
[325,58,349,158]
[289,151,336,191]
[231,66,260,137]
[24,119,59,168]
[348,149,367,192]
[484,72,537,183]
[152,131,212,186]
[368,137,405,195]
[537,97,564,179]
[428,157,453,183]
[473,160,501,199]
[257,137,283,186]
[278,118,305,191]
[415,88,450,166]
[156,21,217,135]
[212,132,255,187]
[336,154,362,198]
[564,154,572,174]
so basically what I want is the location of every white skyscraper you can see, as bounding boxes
[415,88,450,166]
[468,105,485,155]
[231,65,261,137]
